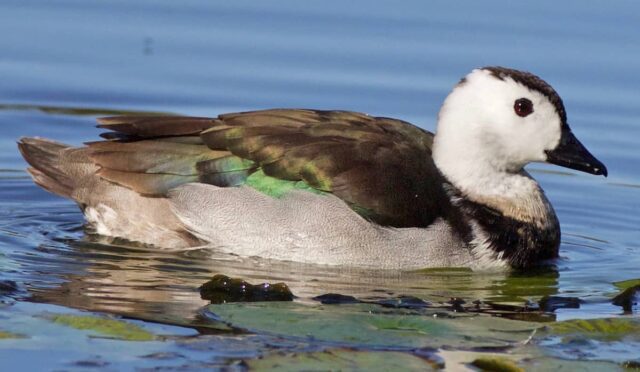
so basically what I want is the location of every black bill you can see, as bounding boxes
[545,125,608,177]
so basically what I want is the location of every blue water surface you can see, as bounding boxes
[0,1,639,369]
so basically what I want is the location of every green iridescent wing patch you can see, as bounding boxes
[244,170,327,198]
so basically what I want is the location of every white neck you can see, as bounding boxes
[432,113,551,225]
[433,140,537,200]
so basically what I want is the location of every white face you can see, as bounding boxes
[435,68,563,172]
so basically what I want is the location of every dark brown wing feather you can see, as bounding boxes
[95,109,448,227]
[97,116,216,137]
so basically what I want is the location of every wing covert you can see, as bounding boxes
[202,109,445,227]
[95,109,446,227]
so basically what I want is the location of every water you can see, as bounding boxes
[1,1,639,369]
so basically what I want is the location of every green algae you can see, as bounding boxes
[0,330,25,340]
[470,356,524,372]
[613,279,640,291]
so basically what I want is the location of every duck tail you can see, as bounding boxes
[17,137,77,198]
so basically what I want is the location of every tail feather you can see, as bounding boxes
[17,137,75,198]
[25,167,73,197]
[17,136,199,248]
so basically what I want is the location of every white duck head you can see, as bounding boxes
[433,67,607,198]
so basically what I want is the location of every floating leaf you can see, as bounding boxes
[519,357,623,371]
[549,318,640,341]
[206,302,537,349]
[49,314,155,341]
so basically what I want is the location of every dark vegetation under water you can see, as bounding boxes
[200,274,636,322]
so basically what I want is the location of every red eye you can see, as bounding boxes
[514,98,534,117]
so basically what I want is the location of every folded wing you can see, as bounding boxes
[95,109,447,227]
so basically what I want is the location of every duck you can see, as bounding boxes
[18,67,607,270]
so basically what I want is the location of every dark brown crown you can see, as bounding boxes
[483,66,567,125]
